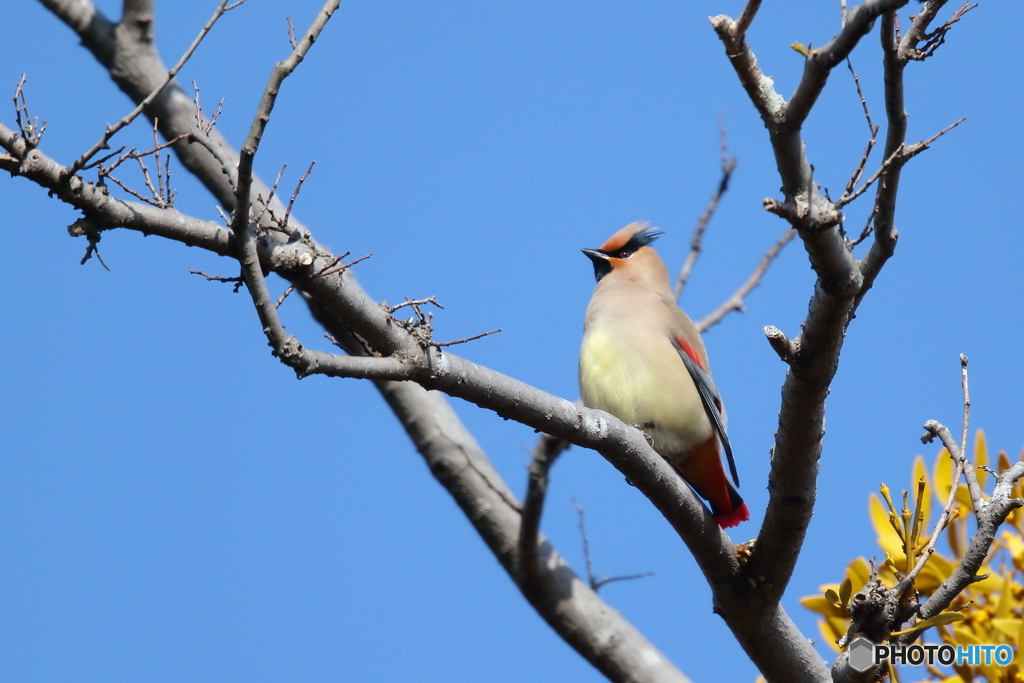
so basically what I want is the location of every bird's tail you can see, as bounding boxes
[674,437,750,529]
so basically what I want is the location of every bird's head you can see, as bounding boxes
[582,222,668,287]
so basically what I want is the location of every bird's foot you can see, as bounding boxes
[627,422,656,448]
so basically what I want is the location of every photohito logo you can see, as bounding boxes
[847,636,1014,672]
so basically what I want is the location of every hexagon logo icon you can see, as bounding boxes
[848,637,876,673]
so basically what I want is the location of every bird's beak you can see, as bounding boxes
[582,248,612,282]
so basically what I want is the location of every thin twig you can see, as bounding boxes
[189,268,244,287]
[276,252,372,308]
[80,231,110,271]
[898,417,967,595]
[286,14,298,49]
[254,163,287,225]
[427,329,502,348]
[65,0,244,177]
[958,354,983,509]
[282,160,316,230]
[104,172,165,207]
[840,59,879,212]
[674,115,737,300]
[696,227,797,333]
[385,296,445,315]
[12,74,47,147]
[838,117,965,208]
[191,81,224,134]
[904,2,977,61]
[572,498,653,592]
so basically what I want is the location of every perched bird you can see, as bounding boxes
[579,222,749,528]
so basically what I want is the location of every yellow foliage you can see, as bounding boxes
[801,431,1024,682]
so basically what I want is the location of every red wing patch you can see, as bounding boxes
[675,335,706,371]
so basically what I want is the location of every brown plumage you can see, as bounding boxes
[579,222,748,528]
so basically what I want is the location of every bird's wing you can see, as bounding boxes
[672,336,739,488]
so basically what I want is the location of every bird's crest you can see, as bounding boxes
[599,222,663,257]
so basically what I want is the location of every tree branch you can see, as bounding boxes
[674,118,737,301]
[64,0,239,177]
[695,227,796,333]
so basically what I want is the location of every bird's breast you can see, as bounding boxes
[579,322,712,458]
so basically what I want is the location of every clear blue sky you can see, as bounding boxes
[2,1,1021,681]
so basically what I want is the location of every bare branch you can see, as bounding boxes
[519,435,569,593]
[901,1,976,61]
[189,268,242,284]
[734,0,762,38]
[79,228,110,271]
[12,75,47,148]
[186,127,237,189]
[696,227,796,333]
[282,160,315,231]
[427,329,502,348]
[838,59,879,214]
[838,117,964,208]
[64,0,241,177]
[4,113,791,683]
[572,498,653,592]
[253,164,287,224]
[674,116,737,300]
[763,325,798,365]
[286,14,298,49]
[385,296,444,315]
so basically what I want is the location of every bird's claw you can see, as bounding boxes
[627,423,656,448]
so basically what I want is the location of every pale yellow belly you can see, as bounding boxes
[579,326,712,458]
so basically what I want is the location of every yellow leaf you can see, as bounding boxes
[1002,531,1024,573]
[839,577,852,607]
[800,594,848,620]
[917,552,956,594]
[935,447,953,505]
[891,611,965,636]
[846,558,871,594]
[947,505,967,558]
[953,622,981,645]
[956,478,974,509]
[999,449,1012,473]
[1018,608,1024,666]
[997,572,1015,619]
[825,588,842,608]
[975,430,989,490]
[790,42,810,57]
[912,455,932,532]
[972,566,1003,594]
[816,616,846,653]
[870,493,905,560]
[991,618,1022,640]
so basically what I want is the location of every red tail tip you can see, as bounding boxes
[714,502,750,529]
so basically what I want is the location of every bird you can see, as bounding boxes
[578,222,749,528]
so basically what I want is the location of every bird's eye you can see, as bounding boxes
[615,250,632,259]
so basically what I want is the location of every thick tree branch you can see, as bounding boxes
[707,2,971,679]
[375,380,692,683]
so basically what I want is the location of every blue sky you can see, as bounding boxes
[1,1,1021,681]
